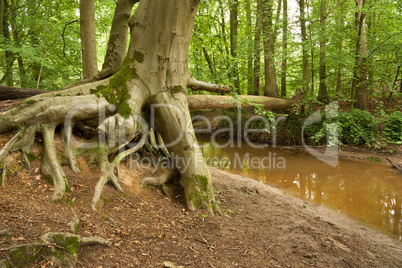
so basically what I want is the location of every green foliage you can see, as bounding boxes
[338,109,377,145]
[384,111,402,143]
[305,109,377,146]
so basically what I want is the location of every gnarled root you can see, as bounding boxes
[92,115,147,210]
[0,232,111,268]
[61,124,80,173]
[152,92,217,213]
[41,125,69,201]
[92,152,122,210]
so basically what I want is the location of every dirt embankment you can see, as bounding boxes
[0,137,401,267]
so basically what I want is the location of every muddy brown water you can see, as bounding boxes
[198,137,402,241]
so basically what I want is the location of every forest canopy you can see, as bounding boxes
[1,0,401,106]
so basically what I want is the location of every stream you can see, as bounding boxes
[198,137,402,241]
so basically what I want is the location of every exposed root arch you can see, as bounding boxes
[0,76,151,207]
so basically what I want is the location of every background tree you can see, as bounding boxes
[317,0,329,103]
[299,0,309,98]
[280,0,288,97]
[230,0,240,93]
[351,0,368,110]
[253,0,262,96]
[261,0,280,97]
[80,0,98,79]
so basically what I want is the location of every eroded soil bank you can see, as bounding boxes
[0,137,401,267]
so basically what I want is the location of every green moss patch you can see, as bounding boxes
[53,234,81,254]
[90,67,134,119]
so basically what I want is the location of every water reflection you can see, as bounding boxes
[199,138,402,240]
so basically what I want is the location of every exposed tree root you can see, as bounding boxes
[0,131,22,163]
[62,124,80,173]
[92,151,122,210]
[141,168,180,188]
[0,232,111,268]
[0,164,6,187]
[41,125,69,201]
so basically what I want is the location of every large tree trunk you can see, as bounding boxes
[80,0,98,79]
[2,0,14,87]
[0,0,3,38]
[0,0,219,213]
[253,0,262,96]
[246,0,253,95]
[262,0,280,98]
[280,0,288,97]
[351,0,368,110]
[317,0,329,103]
[230,0,240,93]
[299,0,309,97]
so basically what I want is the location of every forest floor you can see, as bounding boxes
[0,131,401,267]
[1,99,402,267]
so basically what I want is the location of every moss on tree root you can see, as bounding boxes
[0,232,111,267]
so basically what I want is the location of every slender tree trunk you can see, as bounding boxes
[352,0,368,110]
[336,29,345,94]
[299,0,309,97]
[218,0,230,64]
[0,0,3,37]
[80,0,98,79]
[262,0,280,98]
[246,0,253,95]
[399,69,402,93]
[9,0,27,87]
[2,0,13,86]
[101,0,138,76]
[36,4,52,89]
[317,0,329,103]
[280,0,288,97]
[230,0,240,93]
[64,0,138,90]
[253,0,262,96]
[366,13,374,99]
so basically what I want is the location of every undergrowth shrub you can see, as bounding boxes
[338,109,377,145]
[384,111,402,143]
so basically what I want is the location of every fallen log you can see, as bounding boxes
[187,94,298,111]
[0,85,300,112]
[386,158,402,174]
[0,86,48,101]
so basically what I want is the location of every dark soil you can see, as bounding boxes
[0,133,401,267]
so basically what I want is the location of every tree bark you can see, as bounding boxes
[64,0,138,89]
[100,0,139,76]
[262,0,280,98]
[352,0,368,110]
[246,0,253,95]
[280,0,288,97]
[230,0,240,93]
[0,86,48,101]
[0,0,3,37]
[317,0,329,103]
[187,94,299,111]
[253,0,262,96]
[80,0,98,79]
[2,0,14,87]
[299,0,309,97]
[336,39,345,93]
